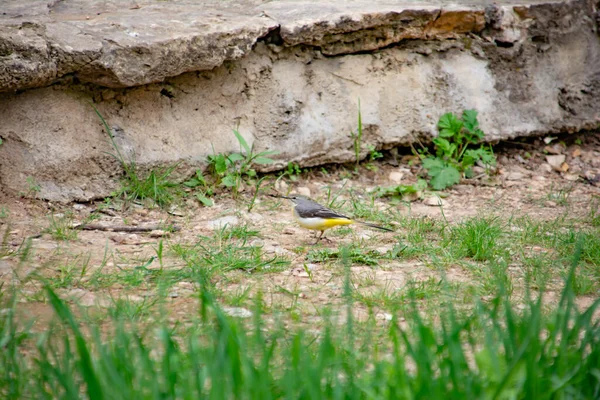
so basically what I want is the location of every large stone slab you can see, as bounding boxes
[1,0,599,201]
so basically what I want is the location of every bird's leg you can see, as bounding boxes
[313,230,325,245]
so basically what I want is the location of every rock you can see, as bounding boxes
[538,164,553,174]
[2,0,600,202]
[544,143,565,155]
[423,196,446,207]
[377,313,394,321]
[545,155,566,172]
[275,180,289,192]
[282,227,296,235]
[149,230,170,238]
[296,187,311,197]
[223,307,253,318]
[389,171,404,184]
[563,173,579,182]
[207,215,239,230]
[571,147,582,157]
[506,171,525,181]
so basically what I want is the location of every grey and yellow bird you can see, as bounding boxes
[271,194,393,244]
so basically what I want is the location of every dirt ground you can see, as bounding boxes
[1,131,600,330]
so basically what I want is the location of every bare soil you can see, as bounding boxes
[1,132,600,329]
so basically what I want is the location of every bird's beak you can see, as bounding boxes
[269,194,292,200]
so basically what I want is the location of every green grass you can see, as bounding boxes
[45,212,78,241]
[1,248,599,399]
[307,244,383,266]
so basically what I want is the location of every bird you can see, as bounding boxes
[270,194,393,244]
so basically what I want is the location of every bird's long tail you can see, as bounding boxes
[357,221,394,232]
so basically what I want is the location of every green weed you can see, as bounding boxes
[307,244,382,266]
[447,217,505,262]
[421,110,496,190]
[349,99,363,168]
[45,212,78,241]
[207,129,278,198]
[182,169,214,207]
[92,105,179,207]
[371,179,427,203]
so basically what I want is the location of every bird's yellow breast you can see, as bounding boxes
[292,206,354,230]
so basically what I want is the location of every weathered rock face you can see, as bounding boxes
[1,0,599,201]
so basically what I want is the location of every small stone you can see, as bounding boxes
[296,187,311,197]
[299,293,307,299]
[544,143,565,155]
[571,147,582,157]
[423,196,446,207]
[506,172,524,181]
[149,230,170,238]
[377,313,393,321]
[306,263,318,271]
[545,201,557,208]
[223,307,253,318]
[73,204,86,211]
[275,180,289,191]
[472,166,486,175]
[546,155,566,172]
[283,227,296,235]
[389,171,404,184]
[563,173,579,182]
[207,215,239,230]
[168,291,179,298]
[538,163,553,174]
[515,155,527,164]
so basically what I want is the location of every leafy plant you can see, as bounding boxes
[284,162,302,182]
[421,110,496,190]
[183,170,214,207]
[207,129,278,197]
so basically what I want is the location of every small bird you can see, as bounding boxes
[271,194,393,244]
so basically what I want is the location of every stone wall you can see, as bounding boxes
[1,0,599,201]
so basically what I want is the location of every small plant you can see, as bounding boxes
[284,162,302,182]
[364,144,383,171]
[546,184,572,206]
[21,176,41,199]
[349,99,363,168]
[207,129,278,197]
[46,212,78,241]
[372,179,427,202]
[0,206,8,219]
[92,105,179,207]
[421,110,496,190]
[183,169,213,207]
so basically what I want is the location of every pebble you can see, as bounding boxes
[275,180,289,192]
[545,154,566,172]
[296,186,311,197]
[389,171,404,184]
[506,172,525,181]
[222,307,253,318]
[563,173,580,182]
[283,227,296,235]
[207,215,239,230]
[423,196,446,207]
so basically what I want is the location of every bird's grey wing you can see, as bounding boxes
[300,205,351,220]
